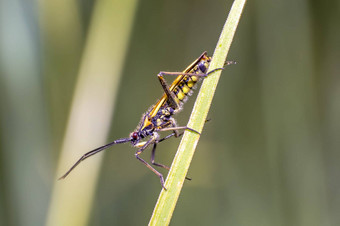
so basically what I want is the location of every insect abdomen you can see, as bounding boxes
[173,76,197,102]
[172,59,209,105]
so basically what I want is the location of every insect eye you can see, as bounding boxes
[131,132,138,140]
[198,62,207,72]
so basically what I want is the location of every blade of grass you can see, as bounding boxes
[149,0,246,225]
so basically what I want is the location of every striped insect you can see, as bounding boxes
[59,51,234,189]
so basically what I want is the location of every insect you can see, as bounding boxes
[59,51,235,189]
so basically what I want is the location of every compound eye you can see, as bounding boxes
[131,132,138,140]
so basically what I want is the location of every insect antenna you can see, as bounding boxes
[58,137,132,180]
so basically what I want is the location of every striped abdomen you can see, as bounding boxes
[171,55,211,107]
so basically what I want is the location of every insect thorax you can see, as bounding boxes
[152,105,175,128]
[132,105,174,141]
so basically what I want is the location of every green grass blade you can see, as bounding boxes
[149,0,247,225]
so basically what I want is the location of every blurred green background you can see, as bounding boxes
[0,0,339,225]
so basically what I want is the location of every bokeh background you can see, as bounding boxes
[0,0,339,225]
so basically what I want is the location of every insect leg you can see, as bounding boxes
[157,72,181,110]
[158,126,200,136]
[152,117,215,181]
[157,69,218,110]
[224,61,237,66]
[157,118,200,136]
[157,68,226,110]
[157,117,213,140]
[158,132,177,143]
[204,61,235,75]
[135,134,168,190]
[158,59,235,87]
[158,71,208,78]
[158,67,229,79]
[150,143,169,171]
[150,142,192,181]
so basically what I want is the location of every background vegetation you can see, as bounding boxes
[0,0,339,225]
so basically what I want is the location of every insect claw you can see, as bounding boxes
[160,176,167,190]
[225,60,237,65]
[186,127,200,135]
